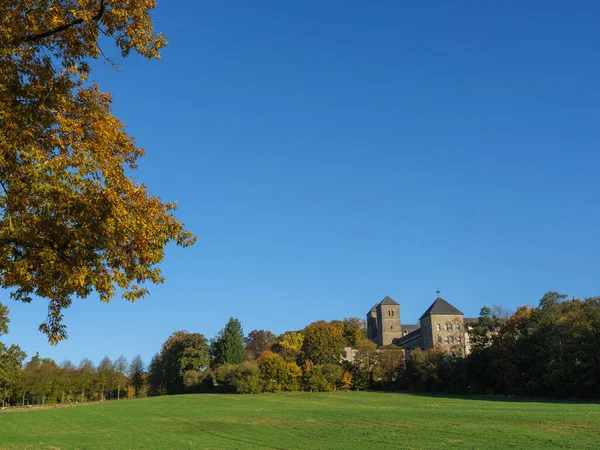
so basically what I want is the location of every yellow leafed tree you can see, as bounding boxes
[0,0,195,343]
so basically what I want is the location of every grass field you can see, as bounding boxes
[1,392,599,449]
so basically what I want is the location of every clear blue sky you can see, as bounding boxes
[4,1,600,367]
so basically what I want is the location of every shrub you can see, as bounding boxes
[231,362,263,394]
[305,364,344,392]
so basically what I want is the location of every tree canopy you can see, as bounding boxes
[301,321,346,365]
[149,331,210,395]
[244,329,276,360]
[0,0,195,343]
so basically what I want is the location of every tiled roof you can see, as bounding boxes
[419,297,464,320]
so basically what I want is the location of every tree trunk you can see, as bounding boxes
[22,393,25,406]
[42,394,45,406]
[61,391,65,404]
[81,389,85,403]
[117,385,120,400]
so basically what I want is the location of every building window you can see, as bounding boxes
[404,330,408,336]
[449,337,454,344]
[390,326,393,330]
[445,336,449,344]
[456,324,460,331]
[448,324,453,331]
[438,336,442,344]
[457,336,462,344]
[392,310,394,316]
[437,324,441,331]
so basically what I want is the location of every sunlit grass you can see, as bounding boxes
[1,392,599,449]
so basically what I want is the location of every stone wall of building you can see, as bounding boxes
[425,313,466,351]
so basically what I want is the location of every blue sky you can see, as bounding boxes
[4,1,600,367]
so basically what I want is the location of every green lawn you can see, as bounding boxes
[1,392,598,449]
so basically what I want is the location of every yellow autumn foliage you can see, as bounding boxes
[0,1,195,343]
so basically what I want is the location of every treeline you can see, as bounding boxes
[146,317,367,395]
[1,292,599,405]
[403,292,600,399]
[0,313,368,405]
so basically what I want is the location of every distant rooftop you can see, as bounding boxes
[368,296,399,314]
[419,297,464,320]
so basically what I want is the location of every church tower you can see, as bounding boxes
[367,296,402,346]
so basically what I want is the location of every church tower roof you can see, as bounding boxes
[419,297,463,320]
[379,296,399,306]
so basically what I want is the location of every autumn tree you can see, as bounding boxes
[468,306,504,351]
[36,358,60,405]
[372,347,404,388]
[301,321,346,365]
[211,318,245,367]
[244,329,276,360]
[257,351,288,392]
[96,356,114,400]
[76,358,95,402]
[341,371,352,390]
[272,331,304,362]
[341,318,364,347]
[0,0,195,344]
[113,355,128,400]
[343,338,377,390]
[21,355,40,405]
[56,360,77,403]
[128,354,145,398]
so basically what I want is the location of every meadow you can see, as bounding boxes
[1,392,598,449]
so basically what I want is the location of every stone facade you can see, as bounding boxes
[367,296,474,354]
[422,314,466,349]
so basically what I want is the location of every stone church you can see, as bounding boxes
[367,296,476,353]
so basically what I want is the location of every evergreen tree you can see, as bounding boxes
[211,318,245,366]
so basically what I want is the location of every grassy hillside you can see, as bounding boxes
[1,392,598,449]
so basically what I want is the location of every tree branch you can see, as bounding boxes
[14,0,105,45]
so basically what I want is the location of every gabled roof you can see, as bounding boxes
[419,297,463,320]
[379,296,399,306]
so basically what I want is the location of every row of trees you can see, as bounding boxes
[2,292,599,404]
[0,312,366,405]
[0,301,152,407]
